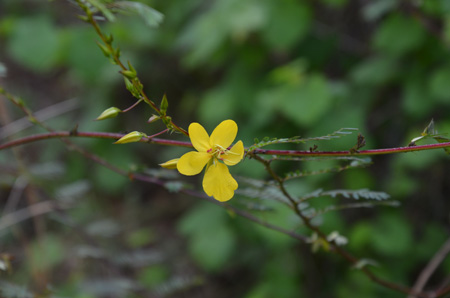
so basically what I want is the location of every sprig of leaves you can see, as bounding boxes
[283,159,371,181]
[80,0,164,27]
[248,128,357,151]
[310,201,400,217]
[299,188,391,202]
[409,119,450,154]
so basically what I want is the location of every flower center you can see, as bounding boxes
[207,144,239,162]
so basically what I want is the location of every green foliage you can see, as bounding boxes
[373,14,426,56]
[262,0,311,50]
[7,15,61,72]
[177,203,236,271]
[2,0,450,297]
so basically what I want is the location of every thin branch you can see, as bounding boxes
[0,97,79,139]
[0,201,66,232]
[2,131,450,158]
[409,237,450,298]
[250,142,450,157]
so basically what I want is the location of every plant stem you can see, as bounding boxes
[2,131,450,158]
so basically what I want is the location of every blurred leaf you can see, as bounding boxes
[126,228,155,248]
[86,0,116,22]
[429,66,450,102]
[189,225,236,271]
[82,278,138,297]
[403,71,434,117]
[153,275,204,297]
[7,16,61,72]
[268,59,307,85]
[373,14,426,56]
[279,74,333,127]
[371,213,413,256]
[320,0,348,8]
[177,203,236,271]
[178,203,227,236]
[179,0,268,66]
[111,1,164,27]
[85,219,121,238]
[352,258,379,270]
[348,222,372,251]
[29,162,66,179]
[350,56,398,86]
[138,265,169,288]
[323,188,390,201]
[262,0,312,50]
[114,250,163,267]
[55,180,91,204]
[198,87,235,124]
[30,234,65,271]
[362,0,399,21]
[0,281,33,298]
[0,62,6,77]
[421,0,450,16]
[63,28,110,83]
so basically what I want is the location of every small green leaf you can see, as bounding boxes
[96,41,112,57]
[422,119,436,136]
[160,94,169,116]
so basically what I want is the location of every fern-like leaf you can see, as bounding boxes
[248,128,358,151]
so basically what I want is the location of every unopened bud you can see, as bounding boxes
[159,158,179,170]
[121,70,136,79]
[148,115,160,123]
[114,131,146,144]
[96,107,121,120]
[96,42,112,58]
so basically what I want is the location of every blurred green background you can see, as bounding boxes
[1,0,450,297]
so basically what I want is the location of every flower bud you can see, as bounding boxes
[148,115,160,123]
[159,158,179,170]
[96,107,121,120]
[114,131,146,144]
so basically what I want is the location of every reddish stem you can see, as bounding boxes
[2,131,450,158]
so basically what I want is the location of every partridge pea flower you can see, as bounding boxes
[162,120,244,202]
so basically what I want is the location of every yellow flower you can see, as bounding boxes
[163,120,244,202]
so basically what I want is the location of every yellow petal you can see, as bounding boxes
[223,140,244,166]
[202,162,238,202]
[177,151,211,176]
[189,122,211,152]
[210,120,237,149]
[159,158,179,169]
